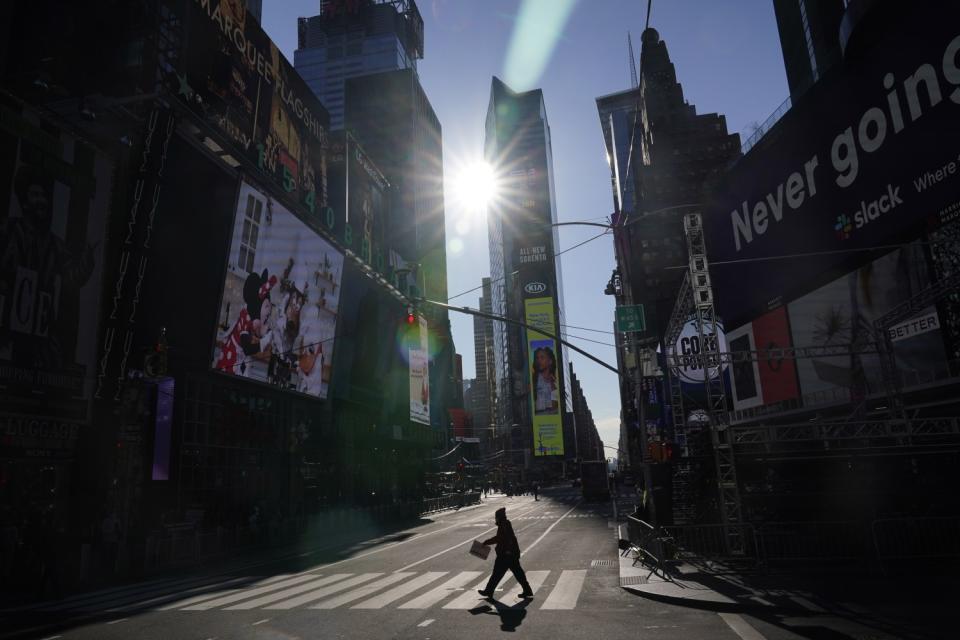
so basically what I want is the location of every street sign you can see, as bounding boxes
[615,304,645,333]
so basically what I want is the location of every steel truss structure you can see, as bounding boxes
[662,212,960,540]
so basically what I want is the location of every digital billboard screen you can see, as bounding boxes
[212,181,344,399]
[525,297,563,456]
[409,315,430,426]
[704,16,960,327]
[170,0,329,217]
[0,104,112,453]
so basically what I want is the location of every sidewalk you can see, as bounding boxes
[616,524,955,638]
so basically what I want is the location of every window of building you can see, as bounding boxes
[237,194,262,273]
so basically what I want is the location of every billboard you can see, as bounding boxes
[705,15,960,327]
[172,0,328,217]
[0,106,112,456]
[410,315,430,425]
[788,242,946,401]
[728,307,801,411]
[212,181,344,399]
[667,318,729,385]
[525,297,563,456]
[326,131,390,269]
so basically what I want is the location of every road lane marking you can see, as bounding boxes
[310,503,541,572]
[105,618,128,625]
[502,570,549,601]
[312,573,414,609]
[443,576,514,609]
[109,575,253,612]
[393,503,545,573]
[251,618,270,626]
[540,570,586,609]
[182,574,321,610]
[719,613,767,640]
[789,596,827,612]
[521,501,581,556]
[352,572,448,609]
[158,575,290,610]
[398,571,482,609]
[223,574,353,610]
[269,573,381,610]
[418,619,434,627]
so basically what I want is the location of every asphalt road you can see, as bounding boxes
[0,488,907,639]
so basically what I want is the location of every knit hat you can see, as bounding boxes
[495,507,506,520]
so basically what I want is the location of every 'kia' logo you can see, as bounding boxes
[524,282,547,294]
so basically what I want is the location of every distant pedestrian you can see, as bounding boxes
[478,507,533,599]
[533,483,539,501]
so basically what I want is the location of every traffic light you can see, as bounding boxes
[405,306,416,325]
[457,462,465,472]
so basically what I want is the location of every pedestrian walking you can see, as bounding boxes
[478,507,533,599]
[533,482,539,501]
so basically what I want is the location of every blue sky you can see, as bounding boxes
[262,0,789,451]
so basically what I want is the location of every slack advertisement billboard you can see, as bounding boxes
[705,14,960,328]
[212,181,344,400]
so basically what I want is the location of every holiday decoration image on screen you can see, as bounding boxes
[212,181,343,399]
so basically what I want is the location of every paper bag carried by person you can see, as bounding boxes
[469,539,491,560]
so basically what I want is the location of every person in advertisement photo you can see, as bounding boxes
[530,341,559,415]
[213,182,343,399]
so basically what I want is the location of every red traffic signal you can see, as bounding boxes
[406,306,416,325]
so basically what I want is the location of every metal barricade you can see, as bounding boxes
[755,520,870,567]
[872,516,960,571]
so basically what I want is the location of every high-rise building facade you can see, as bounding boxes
[294,0,424,130]
[244,0,262,23]
[472,277,496,452]
[485,77,572,476]
[597,28,740,480]
[772,0,845,102]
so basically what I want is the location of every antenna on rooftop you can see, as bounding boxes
[628,32,638,88]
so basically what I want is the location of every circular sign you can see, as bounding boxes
[668,319,728,384]
[524,282,547,295]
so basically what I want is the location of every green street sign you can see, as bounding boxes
[616,304,646,333]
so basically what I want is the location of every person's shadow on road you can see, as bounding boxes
[469,596,533,632]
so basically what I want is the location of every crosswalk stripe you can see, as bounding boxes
[158,575,294,610]
[48,574,231,611]
[265,573,382,610]
[108,575,253,612]
[397,571,482,609]
[311,573,414,609]
[182,574,321,610]
[502,570,549,601]
[352,572,447,609]
[443,576,514,609]
[224,574,352,610]
[25,576,181,611]
[540,570,586,610]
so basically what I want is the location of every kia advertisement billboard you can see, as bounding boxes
[0,105,112,456]
[705,15,960,327]
[212,181,343,399]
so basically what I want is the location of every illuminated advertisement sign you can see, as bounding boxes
[172,0,329,218]
[0,106,112,453]
[326,131,390,270]
[787,242,946,401]
[525,297,563,456]
[212,181,344,399]
[705,14,960,327]
[410,315,430,425]
[667,319,729,385]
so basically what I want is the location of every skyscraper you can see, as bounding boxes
[472,278,496,453]
[485,77,572,474]
[772,0,845,102]
[597,28,740,487]
[294,0,424,130]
